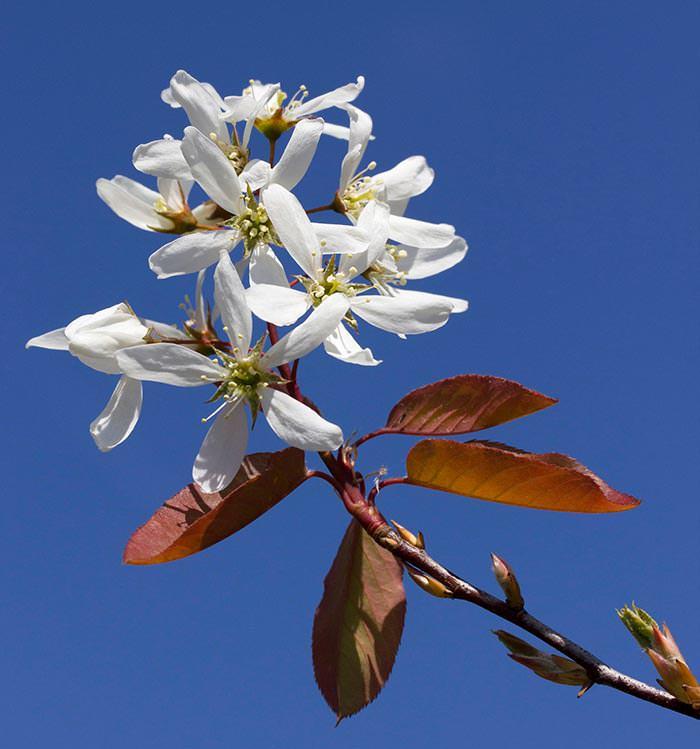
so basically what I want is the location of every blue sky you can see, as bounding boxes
[4,1,699,746]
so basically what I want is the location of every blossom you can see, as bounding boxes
[246,185,467,365]
[337,105,457,249]
[26,303,153,451]
[132,70,233,182]
[147,121,362,279]
[116,254,347,492]
[96,175,217,234]
[221,76,365,142]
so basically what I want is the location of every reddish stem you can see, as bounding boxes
[366,476,409,504]
[354,428,390,448]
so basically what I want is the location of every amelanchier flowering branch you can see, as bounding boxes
[28,70,699,723]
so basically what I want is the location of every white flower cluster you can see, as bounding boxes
[27,70,468,492]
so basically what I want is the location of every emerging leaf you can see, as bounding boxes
[494,630,590,687]
[313,520,406,721]
[124,448,307,564]
[383,374,557,437]
[406,440,640,513]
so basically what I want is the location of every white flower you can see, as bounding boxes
[133,70,251,182]
[221,76,365,142]
[96,175,217,233]
[246,186,468,365]
[147,121,362,279]
[337,105,456,249]
[26,303,154,451]
[117,253,347,492]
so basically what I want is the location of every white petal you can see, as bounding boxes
[261,389,343,451]
[312,222,368,255]
[68,323,147,374]
[26,327,69,351]
[375,156,434,202]
[168,70,228,141]
[387,197,410,217]
[263,294,350,368]
[193,400,248,493]
[111,175,162,204]
[157,177,193,210]
[133,139,192,180]
[181,126,243,215]
[270,118,323,190]
[324,322,381,366]
[249,244,288,286]
[149,229,238,278]
[96,177,170,231]
[214,252,252,355]
[90,376,142,452]
[350,292,454,335]
[339,105,373,190]
[322,122,351,140]
[338,201,391,278]
[239,159,271,192]
[64,302,134,338]
[397,236,468,279]
[245,284,309,326]
[163,79,223,109]
[293,76,365,118]
[399,289,468,313]
[116,343,225,386]
[388,215,456,248]
[261,184,320,276]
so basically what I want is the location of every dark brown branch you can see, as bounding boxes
[372,529,700,720]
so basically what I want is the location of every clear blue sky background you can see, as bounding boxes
[3,1,699,746]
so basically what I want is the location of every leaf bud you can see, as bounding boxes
[405,566,452,598]
[391,520,425,549]
[490,553,524,610]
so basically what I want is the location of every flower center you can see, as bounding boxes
[341,162,380,218]
[204,350,281,422]
[365,245,409,292]
[230,191,279,256]
[209,133,249,173]
[298,259,368,308]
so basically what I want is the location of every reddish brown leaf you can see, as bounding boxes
[406,439,640,513]
[124,448,307,564]
[313,520,406,721]
[382,374,557,437]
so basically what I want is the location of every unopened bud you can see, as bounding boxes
[490,553,524,610]
[392,519,425,549]
[405,566,451,598]
[652,623,683,661]
[647,649,699,704]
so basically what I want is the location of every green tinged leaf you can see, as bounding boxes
[312,520,406,721]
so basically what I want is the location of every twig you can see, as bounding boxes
[370,524,700,719]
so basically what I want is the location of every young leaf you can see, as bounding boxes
[124,448,307,564]
[494,630,590,687]
[406,439,640,513]
[382,374,557,437]
[313,520,406,721]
